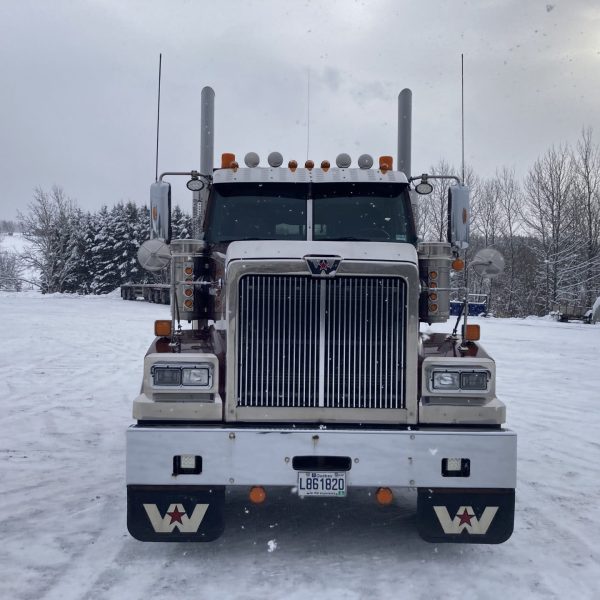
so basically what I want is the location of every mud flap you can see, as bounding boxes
[417,488,515,544]
[127,485,225,542]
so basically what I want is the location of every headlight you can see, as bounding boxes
[460,371,488,390]
[152,366,182,386]
[432,371,460,390]
[152,363,213,388]
[430,369,489,392]
[182,366,211,386]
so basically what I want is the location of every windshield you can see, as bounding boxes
[205,181,415,244]
[312,182,415,242]
[205,183,308,243]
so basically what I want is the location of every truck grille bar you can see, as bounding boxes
[237,275,406,410]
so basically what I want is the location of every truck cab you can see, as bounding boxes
[126,88,516,545]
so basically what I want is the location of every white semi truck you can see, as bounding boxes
[126,87,516,544]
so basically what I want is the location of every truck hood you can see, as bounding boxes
[225,240,418,266]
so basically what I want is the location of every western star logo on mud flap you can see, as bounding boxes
[433,505,498,535]
[143,503,209,533]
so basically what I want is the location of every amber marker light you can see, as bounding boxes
[429,292,438,301]
[429,303,438,312]
[249,486,266,504]
[321,160,330,172]
[184,299,193,309]
[464,324,481,341]
[379,155,393,172]
[305,160,314,170]
[376,487,393,505]
[452,258,465,271]
[154,320,171,337]
[288,160,298,172]
[429,270,438,279]
[221,152,236,169]
[184,288,193,297]
[184,266,193,275]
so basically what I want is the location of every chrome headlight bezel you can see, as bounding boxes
[143,353,219,398]
[151,363,214,389]
[422,356,495,399]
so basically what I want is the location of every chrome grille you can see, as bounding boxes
[237,275,406,409]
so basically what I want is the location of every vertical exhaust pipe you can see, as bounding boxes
[397,89,412,179]
[194,86,215,236]
[200,86,215,176]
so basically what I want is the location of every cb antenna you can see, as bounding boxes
[461,53,465,185]
[155,53,162,182]
[306,68,311,161]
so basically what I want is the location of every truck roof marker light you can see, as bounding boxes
[184,299,193,309]
[288,160,298,172]
[336,153,351,168]
[321,160,330,172]
[379,156,393,172]
[244,152,260,168]
[230,161,239,172]
[358,154,373,169]
[464,324,480,341]
[154,320,172,337]
[268,151,283,167]
[305,160,314,171]
[221,152,236,169]
[376,487,393,505]
[452,258,465,271]
[429,270,438,280]
[429,303,438,312]
[249,486,266,504]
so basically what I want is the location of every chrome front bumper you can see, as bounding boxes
[126,425,517,489]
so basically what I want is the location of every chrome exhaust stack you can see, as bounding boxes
[397,88,412,179]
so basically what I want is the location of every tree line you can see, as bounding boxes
[417,129,600,317]
[1,187,191,295]
[2,129,599,317]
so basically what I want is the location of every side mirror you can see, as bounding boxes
[150,181,172,243]
[447,185,469,249]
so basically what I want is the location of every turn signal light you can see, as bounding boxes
[221,152,236,169]
[154,320,171,337]
[379,156,393,172]
[376,487,393,505]
[249,486,266,504]
[452,258,465,271]
[464,324,480,341]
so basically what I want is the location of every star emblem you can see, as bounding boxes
[167,506,185,524]
[458,508,473,526]
[318,260,330,272]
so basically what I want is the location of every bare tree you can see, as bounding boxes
[18,186,80,293]
[521,145,576,312]
[570,128,600,306]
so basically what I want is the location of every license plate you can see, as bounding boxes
[297,471,346,497]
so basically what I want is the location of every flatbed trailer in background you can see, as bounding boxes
[121,283,170,305]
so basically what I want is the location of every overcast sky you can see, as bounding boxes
[1,0,599,220]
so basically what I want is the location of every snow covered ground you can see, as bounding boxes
[1,291,599,599]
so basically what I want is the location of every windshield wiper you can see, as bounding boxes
[320,236,372,241]
[214,238,265,243]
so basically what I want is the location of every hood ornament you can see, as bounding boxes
[304,256,342,277]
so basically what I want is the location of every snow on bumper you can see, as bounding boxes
[126,426,517,489]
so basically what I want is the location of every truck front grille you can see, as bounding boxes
[237,275,407,410]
